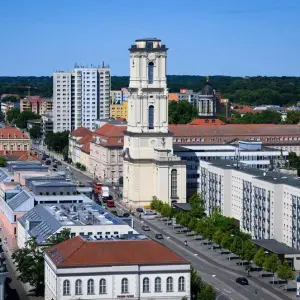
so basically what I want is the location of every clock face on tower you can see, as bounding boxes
[148,53,155,61]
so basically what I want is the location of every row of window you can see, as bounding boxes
[62,276,185,296]
[1,144,28,150]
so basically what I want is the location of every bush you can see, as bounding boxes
[80,165,86,171]
[75,162,81,169]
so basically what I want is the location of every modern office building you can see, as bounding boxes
[199,159,300,251]
[175,140,289,196]
[53,65,111,132]
[44,236,190,300]
[123,38,187,206]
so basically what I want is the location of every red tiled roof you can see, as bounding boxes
[232,105,254,114]
[94,124,126,137]
[22,96,50,103]
[70,127,92,137]
[77,134,93,145]
[81,142,90,154]
[169,123,300,137]
[45,236,188,268]
[0,127,29,139]
[188,118,225,126]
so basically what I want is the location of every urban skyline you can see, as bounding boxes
[1,0,300,76]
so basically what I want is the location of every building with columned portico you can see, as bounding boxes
[122,38,187,207]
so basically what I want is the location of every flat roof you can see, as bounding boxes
[252,239,300,255]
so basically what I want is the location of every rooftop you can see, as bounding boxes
[45,236,188,268]
[252,239,300,255]
[19,203,127,244]
[0,127,29,139]
[70,127,92,137]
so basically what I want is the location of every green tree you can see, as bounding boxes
[240,240,257,262]
[168,100,198,124]
[62,145,68,160]
[15,111,40,128]
[75,162,82,169]
[263,253,279,275]
[285,110,300,124]
[212,229,224,245]
[161,203,173,218]
[12,228,71,296]
[191,267,202,297]
[6,108,20,123]
[230,236,243,255]
[29,125,42,140]
[189,193,206,219]
[187,217,198,232]
[220,232,233,250]
[277,260,295,289]
[195,219,205,236]
[1,95,18,102]
[44,131,69,153]
[0,157,6,167]
[197,284,216,300]
[254,247,266,267]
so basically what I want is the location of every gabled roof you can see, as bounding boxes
[77,134,93,145]
[0,127,29,139]
[94,124,126,137]
[70,127,92,137]
[81,142,90,154]
[45,236,188,268]
[7,189,32,211]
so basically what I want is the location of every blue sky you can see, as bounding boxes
[1,0,299,76]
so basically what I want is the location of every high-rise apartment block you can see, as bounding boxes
[53,66,111,132]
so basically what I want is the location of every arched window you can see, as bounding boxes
[155,277,161,292]
[63,280,70,295]
[75,279,82,295]
[148,105,154,129]
[143,277,150,293]
[148,62,154,84]
[87,279,94,295]
[121,278,129,294]
[166,277,173,292]
[99,278,106,294]
[171,169,177,198]
[178,276,185,291]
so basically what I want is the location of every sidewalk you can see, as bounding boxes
[118,200,299,300]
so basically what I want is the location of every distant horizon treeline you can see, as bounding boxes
[1,75,300,106]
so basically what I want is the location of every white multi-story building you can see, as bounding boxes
[199,159,300,251]
[53,66,111,132]
[44,236,191,300]
[175,140,288,197]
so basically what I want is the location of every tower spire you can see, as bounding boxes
[206,74,210,83]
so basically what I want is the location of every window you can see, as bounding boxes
[148,105,154,129]
[148,62,154,84]
[143,277,150,293]
[171,169,177,198]
[166,277,173,292]
[155,277,161,292]
[87,279,94,294]
[178,276,185,291]
[99,278,106,294]
[75,279,82,295]
[63,280,70,295]
[121,278,129,294]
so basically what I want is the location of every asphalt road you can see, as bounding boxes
[115,202,288,300]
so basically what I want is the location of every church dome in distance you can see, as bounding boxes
[201,75,214,96]
[201,83,214,95]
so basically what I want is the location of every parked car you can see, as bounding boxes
[45,160,51,165]
[123,213,130,217]
[52,168,57,172]
[155,233,164,240]
[136,207,143,213]
[53,164,58,168]
[57,161,62,165]
[142,225,150,231]
[236,277,249,285]
[66,177,71,181]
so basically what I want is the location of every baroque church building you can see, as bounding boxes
[123,38,186,207]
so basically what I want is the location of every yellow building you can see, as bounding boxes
[110,101,128,120]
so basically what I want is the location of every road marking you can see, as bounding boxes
[215,287,220,291]
[194,253,198,256]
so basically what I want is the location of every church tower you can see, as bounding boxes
[123,38,186,207]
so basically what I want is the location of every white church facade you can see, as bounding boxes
[123,38,187,207]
